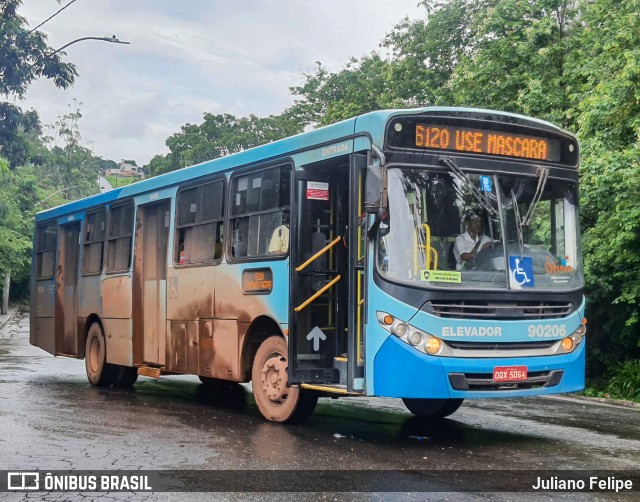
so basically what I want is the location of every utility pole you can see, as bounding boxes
[2,269,10,315]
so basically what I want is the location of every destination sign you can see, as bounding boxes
[242,268,273,294]
[414,124,561,162]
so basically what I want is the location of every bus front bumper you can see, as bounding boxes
[372,334,585,399]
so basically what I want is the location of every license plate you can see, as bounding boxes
[493,366,528,382]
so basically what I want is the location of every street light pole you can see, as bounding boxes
[34,186,78,207]
[44,35,130,60]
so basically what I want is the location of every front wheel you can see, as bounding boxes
[251,336,318,423]
[402,398,464,419]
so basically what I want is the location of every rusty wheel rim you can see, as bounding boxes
[88,335,100,375]
[260,351,289,406]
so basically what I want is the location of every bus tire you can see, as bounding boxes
[251,335,318,423]
[114,366,138,387]
[199,376,236,392]
[402,398,464,419]
[85,322,117,387]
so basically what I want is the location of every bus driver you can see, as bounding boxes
[453,212,494,270]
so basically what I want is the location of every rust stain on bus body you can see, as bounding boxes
[163,267,273,382]
[166,267,214,320]
[77,275,101,319]
[131,215,145,366]
[101,276,132,319]
[213,267,271,322]
[76,318,86,357]
[54,264,64,354]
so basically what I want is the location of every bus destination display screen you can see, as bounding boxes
[413,123,561,162]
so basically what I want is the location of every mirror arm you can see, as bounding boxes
[367,144,387,239]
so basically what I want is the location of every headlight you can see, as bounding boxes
[425,337,442,355]
[377,311,443,356]
[407,331,422,346]
[392,323,408,336]
[561,337,574,352]
[560,319,587,353]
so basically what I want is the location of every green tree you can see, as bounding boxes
[381,0,478,107]
[0,102,41,167]
[289,55,401,126]
[149,111,303,176]
[448,0,579,127]
[0,0,78,168]
[580,147,640,372]
[0,158,39,313]
[0,0,77,97]
[39,101,101,199]
[568,0,640,370]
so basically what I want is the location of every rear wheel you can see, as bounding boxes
[85,322,117,386]
[198,376,247,408]
[402,398,464,419]
[251,336,317,423]
[114,366,138,387]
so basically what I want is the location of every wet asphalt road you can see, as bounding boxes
[0,310,638,501]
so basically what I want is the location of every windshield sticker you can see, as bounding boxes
[508,256,535,288]
[545,255,574,274]
[480,175,493,193]
[420,270,462,283]
[545,256,574,283]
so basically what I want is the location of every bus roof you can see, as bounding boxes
[35,106,573,223]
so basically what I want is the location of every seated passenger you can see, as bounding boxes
[453,212,494,270]
[268,212,289,254]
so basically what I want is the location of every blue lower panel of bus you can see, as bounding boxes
[372,335,585,399]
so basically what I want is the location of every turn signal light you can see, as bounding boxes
[425,337,442,355]
[383,314,394,326]
[561,337,574,352]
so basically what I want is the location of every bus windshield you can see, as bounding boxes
[377,167,583,290]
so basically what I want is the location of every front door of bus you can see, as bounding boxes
[289,167,349,385]
[134,201,170,366]
[55,221,81,356]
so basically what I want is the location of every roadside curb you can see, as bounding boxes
[541,393,640,410]
[0,306,19,333]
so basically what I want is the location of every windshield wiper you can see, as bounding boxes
[440,157,497,217]
[521,167,549,227]
[512,189,525,256]
[510,166,549,257]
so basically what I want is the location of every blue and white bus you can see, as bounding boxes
[31,107,586,423]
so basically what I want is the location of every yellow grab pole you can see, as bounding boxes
[294,275,342,312]
[295,236,342,272]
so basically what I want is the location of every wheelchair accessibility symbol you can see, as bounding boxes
[509,256,534,288]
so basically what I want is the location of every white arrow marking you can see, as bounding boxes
[306,326,327,351]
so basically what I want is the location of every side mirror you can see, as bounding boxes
[364,165,382,213]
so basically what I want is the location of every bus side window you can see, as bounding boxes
[175,180,224,265]
[106,203,134,272]
[35,223,58,279]
[82,210,106,275]
[230,166,290,259]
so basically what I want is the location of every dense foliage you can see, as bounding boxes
[148,111,303,176]
[0,2,107,310]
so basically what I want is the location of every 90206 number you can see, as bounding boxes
[528,324,567,338]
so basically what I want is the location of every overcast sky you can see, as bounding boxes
[18,0,426,165]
